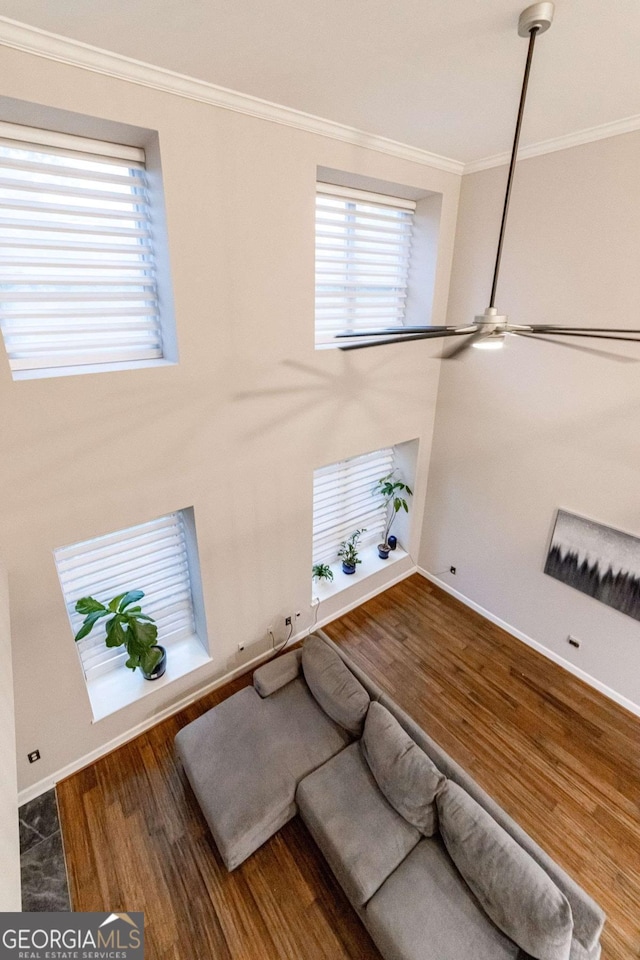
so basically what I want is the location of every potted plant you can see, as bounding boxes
[373,472,413,558]
[338,529,366,575]
[74,590,166,680]
[312,563,334,583]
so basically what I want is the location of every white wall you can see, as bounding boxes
[421,131,640,710]
[0,46,460,794]
[0,565,21,910]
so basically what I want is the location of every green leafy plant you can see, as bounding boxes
[338,529,366,568]
[373,472,413,548]
[312,563,334,582]
[74,590,161,675]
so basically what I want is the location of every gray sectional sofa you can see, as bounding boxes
[175,631,605,960]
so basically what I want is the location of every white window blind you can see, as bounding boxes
[55,512,196,681]
[315,183,415,347]
[0,122,163,376]
[313,447,394,565]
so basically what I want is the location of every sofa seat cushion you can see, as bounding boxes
[302,634,370,736]
[361,701,446,836]
[296,742,420,907]
[365,838,520,960]
[175,677,350,870]
[437,781,573,960]
[569,941,596,960]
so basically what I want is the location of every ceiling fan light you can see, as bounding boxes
[472,334,506,351]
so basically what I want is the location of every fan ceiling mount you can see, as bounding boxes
[340,2,640,356]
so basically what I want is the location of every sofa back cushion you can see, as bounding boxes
[361,702,445,836]
[302,635,370,736]
[378,693,604,954]
[437,781,573,960]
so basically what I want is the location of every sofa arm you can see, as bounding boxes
[253,649,302,697]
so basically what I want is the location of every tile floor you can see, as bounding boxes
[19,789,71,911]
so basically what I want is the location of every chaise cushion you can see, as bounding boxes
[175,678,350,870]
[361,702,445,836]
[365,838,520,960]
[437,781,573,960]
[302,634,370,736]
[296,742,420,907]
[253,649,302,697]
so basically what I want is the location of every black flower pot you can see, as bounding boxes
[378,543,390,559]
[342,561,357,575]
[141,645,167,681]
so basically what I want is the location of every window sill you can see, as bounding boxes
[312,543,409,602]
[13,357,177,382]
[87,634,211,722]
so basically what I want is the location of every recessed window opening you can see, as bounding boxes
[313,446,395,565]
[0,122,165,378]
[315,183,416,348]
[55,510,204,683]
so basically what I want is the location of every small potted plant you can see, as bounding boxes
[74,590,166,680]
[338,529,366,575]
[312,563,334,583]
[373,472,413,558]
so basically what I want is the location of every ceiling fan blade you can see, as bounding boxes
[513,333,639,363]
[335,325,453,339]
[522,330,640,344]
[529,325,640,335]
[441,327,486,359]
[338,329,474,351]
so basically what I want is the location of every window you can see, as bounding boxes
[315,183,416,347]
[0,122,166,378]
[313,447,394,565]
[55,511,205,683]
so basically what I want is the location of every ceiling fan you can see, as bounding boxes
[339,2,640,356]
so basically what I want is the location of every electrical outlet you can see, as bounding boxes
[450,565,457,575]
[285,616,292,626]
[567,635,581,649]
[28,750,40,764]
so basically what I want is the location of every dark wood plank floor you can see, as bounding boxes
[58,574,640,960]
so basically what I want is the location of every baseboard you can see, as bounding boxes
[36,560,600,804]
[417,567,640,719]
[17,644,278,806]
[312,562,418,634]
[19,566,419,804]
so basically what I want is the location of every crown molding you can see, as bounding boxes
[2,16,638,180]
[464,113,640,174]
[0,16,464,176]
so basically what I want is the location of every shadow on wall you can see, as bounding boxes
[232,353,441,442]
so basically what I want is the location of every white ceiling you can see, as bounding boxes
[1,0,639,164]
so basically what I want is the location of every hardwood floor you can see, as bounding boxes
[58,574,640,960]
[325,576,640,960]
[57,675,377,959]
